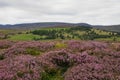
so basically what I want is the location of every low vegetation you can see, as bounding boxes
[0,26,120,80]
[0,26,118,41]
[0,40,120,80]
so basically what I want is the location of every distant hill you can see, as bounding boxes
[0,22,92,30]
[92,25,120,33]
[0,22,120,33]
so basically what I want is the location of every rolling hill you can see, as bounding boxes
[0,22,120,33]
[92,25,120,32]
[0,22,91,30]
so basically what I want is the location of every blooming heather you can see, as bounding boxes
[0,55,43,80]
[0,40,14,49]
[0,40,120,80]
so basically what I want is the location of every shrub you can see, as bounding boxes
[41,69,64,80]
[55,42,67,49]
[0,55,43,80]
[0,40,14,49]
[0,54,4,60]
[17,71,24,78]
[26,48,41,56]
[0,40,120,80]
[3,41,55,58]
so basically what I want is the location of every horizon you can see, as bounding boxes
[0,0,120,25]
[0,22,120,26]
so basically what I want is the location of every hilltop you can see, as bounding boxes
[0,22,120,33]
[0,22,91,30]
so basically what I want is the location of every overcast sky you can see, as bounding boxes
[0,0,120,25]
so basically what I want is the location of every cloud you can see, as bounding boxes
[0,0,120,25]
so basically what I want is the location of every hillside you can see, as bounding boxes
[0,22,120,41]
[0,22,120,33]
[0,40,120,80]
[0,22,91,30]
[93,25,120,33]
[0,26,119,41]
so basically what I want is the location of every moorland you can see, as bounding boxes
[0,22,120,80]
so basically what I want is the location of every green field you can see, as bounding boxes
[9,34,43,41]
[0,26,120,41]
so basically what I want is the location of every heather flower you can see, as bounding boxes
[0,55,43,80]
[0,40,120,80]
[3,41,55,58]
[0,40,14,49]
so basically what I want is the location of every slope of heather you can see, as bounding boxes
[0,40,120,80]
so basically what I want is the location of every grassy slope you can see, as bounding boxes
[9,34,42,41]
[8,28,118,41]
[0,27,119,41]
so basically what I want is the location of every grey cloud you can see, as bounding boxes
[0,1,9,7]
[0,0,120,25]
